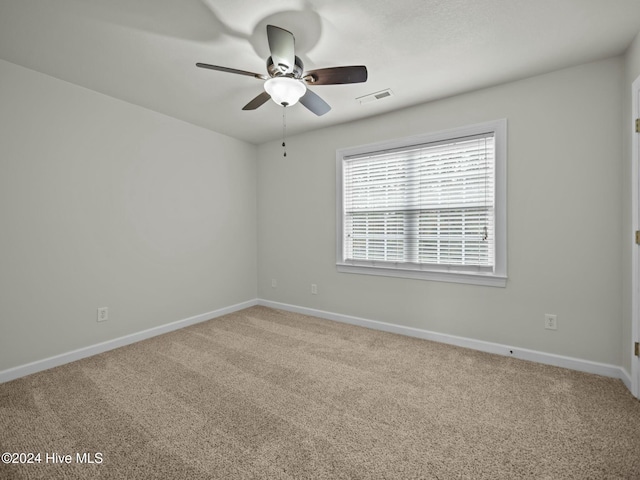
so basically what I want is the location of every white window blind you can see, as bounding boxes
[342,133,496,273]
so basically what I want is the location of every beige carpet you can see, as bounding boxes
[1,306,639,479]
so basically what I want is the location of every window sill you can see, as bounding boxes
[336,262,507,287]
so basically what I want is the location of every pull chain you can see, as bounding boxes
[282,105,287,157]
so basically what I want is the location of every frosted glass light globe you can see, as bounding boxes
[264,77,307,106]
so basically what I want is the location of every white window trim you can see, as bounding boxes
[336,119,507,287]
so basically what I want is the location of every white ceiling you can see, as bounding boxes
[2,0,640,145]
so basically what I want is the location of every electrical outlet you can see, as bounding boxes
[544,314,557,330]
[97,307,108,322]
[311,284,318,295]
[271,278,277,288]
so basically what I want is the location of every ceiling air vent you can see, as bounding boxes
[357,89,394,105]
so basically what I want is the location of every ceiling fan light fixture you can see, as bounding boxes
[197,25,367,116]
[264,77,306,106]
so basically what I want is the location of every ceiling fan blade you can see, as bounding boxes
[304,66,368,85]
[299,90,331,116]
[242,91,271,111]
[267,25,295,74]
[196,63,267,80]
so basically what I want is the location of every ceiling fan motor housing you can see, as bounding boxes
[267,55,304,78]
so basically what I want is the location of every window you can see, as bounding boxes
[336,119,507,287]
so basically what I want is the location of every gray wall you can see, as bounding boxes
[0,59,258,371]
[258,57,624,367]
[0,53,632,377]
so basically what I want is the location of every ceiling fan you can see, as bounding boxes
[196,25,368,116]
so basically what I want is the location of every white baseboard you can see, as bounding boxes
[3,298,632,394]
[259,299,631,386]
[0,299,258,384]
[620,368,632,392]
